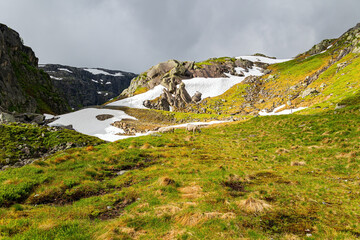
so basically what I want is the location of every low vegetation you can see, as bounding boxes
[0,123,104,166]
[1,104,360,239]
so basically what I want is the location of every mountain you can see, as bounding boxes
[114,23,360,117]
[0,24,69,114]
[39,64,137,110]
[1,23,360,239]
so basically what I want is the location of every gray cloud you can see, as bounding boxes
[0,0,359,73]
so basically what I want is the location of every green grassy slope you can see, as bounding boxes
[0,123,104,167]
[0,105,359,239]
[194,24,360,116]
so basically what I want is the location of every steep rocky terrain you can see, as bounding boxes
[0,24,69,114]
[39,64,136,110]
[117,57,266,111]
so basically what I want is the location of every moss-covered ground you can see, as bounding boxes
[1,104,360,239]
[0,123,104,166]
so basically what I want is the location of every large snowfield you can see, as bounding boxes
[49,56,303,142]
[49,108,136,142]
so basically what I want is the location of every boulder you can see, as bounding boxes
[96,114,114,121]
[235,59,254,70]
[0,112,15,123]
[192,91,202,103]
[301,88,319,98]
[177,82,192,104]
[147,60,179,79]
[14,113,45,124]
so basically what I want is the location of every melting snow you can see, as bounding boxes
[236,56,291,64]
[83,68,124,77]
[91,79,99,83]
[108,66,264,109]
[259,105,307,116]
[58,68,73,73]
[105,82,112,85]
[48,108,136,141]
[44,114,54,120]
[107,85,165,109]
[50,76,63,80]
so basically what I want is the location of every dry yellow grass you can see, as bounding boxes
[158,176,175,186]
[155,204,182,217]
[140,143,152,149]
[291,161,306,166]
[237,197,272,213]
[38,220,58,231]
[179,184,202,199]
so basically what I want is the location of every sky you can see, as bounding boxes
[0,0,359,73]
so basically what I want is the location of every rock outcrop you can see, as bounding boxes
[0,23,69,114]
[121,57,264,111]
[120,57,247,99]
[39,64,137,110]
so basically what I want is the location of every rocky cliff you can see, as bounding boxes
[0,23,69,114]
[39,64,136,110]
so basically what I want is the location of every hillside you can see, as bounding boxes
[39,64,136,110]
[0,23,360,239]
[0,24,69,114]
[111,24,360,117]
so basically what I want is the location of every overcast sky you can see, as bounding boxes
[0,0,359,73]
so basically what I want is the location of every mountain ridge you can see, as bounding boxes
[39,64,136,110]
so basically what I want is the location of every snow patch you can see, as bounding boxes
[58,68,73,73]
[105,82,112,85]
[107,85,165,109]
[83,68,123,77]
[48,108,136,141]
[44,114,54,120]
[91,79,99,83]
[259,105,307,116]
[236,56,291,64]
[50,76,63,81]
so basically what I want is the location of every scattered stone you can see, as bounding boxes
[335,104,346,109]
[301,88,319,98]
[117,170,128,176]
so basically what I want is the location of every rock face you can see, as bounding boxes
[0,23,69,114]
[39,64,137,110]
[121,57,261,111]
[120,57,246,99]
